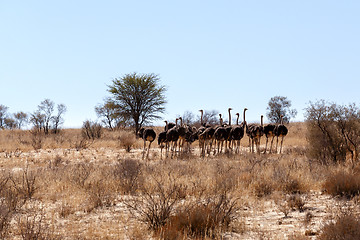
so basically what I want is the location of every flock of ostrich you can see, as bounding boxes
[138,108,288,159]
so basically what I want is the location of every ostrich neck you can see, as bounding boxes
[228,109,231,126]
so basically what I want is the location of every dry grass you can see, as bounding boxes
[0,124,359,239]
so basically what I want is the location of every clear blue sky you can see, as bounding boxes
[1,1,359,128]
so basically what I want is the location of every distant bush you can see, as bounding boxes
[305,100,360,165]
[318,211,360,240]
[124,180,184,231]
[81,120,102,140]
[323,169,360,198]
[159,194,238,239]
[114,159,143,194]
[118,131,136,152]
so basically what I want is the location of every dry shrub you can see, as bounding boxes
[323,169,360,198]
[16,210,60,240]
[119,131,136,152]
[29,130,45,150]
[82,120,102,140]
[252,178,274,198]
[159,194,238,239]
[10,166,39,201]
[124,180,185,231]
[114,158,143,194]
[287,194,306,212]
[0,205,11,239]
[318,211,360,240]
[84,178,116,211]
[68,163,93,188]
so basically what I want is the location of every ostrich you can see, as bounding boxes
[198,110,215,157]
[166,118,180,158]
[246,115,264,154]
[177,117,189,153]
[230,108,247,153]
[225,108,233,151]
[263,121,276,154]
[138,127,156,160]
[158,121,169,159]
[213,113,228,154]
[274,115,288,154]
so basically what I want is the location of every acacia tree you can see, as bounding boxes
[266,96,297,123]
[107,73,167,134]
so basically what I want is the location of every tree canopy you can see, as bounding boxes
[107,72,167,134]
[266,96,297,123]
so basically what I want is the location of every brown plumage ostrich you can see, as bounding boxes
[274,115,288,153]
[138,127,156,160]
[246,115,264,154]
[230,108,247,153]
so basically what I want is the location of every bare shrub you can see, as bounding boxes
[114,159,143,194]
[10,166,38,201]
[252,179,274,198]
[82,120,102,140]
[323,169,360,198]
[0,205,11,239]
[118,131,136,152]
[318,211,360,240]
[29,130,45,150]
[84,178,115,211]
[70,137,92,151]
[305,100,360,165]
[124,179,184,231]
[17,211,59,240]
[287,194,306,212]
[159,194,238,239]
[68,163,93,188]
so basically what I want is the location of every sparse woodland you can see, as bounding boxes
[0,118,360,239]
[1,77,360,239]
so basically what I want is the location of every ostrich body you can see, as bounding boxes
[198,109,215,157]
[177,117,188,153]
[230,108,247,153]
[138,127,156,160]
[263,122,276,154]
[246,115,264,154]
[158,121,169,159]
[274,115,288,153]
[214,113,228,154]
[166,118,180,158]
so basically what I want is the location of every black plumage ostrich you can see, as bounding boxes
[246,115,264,154]
[198,110,215,157]
[138,127,156,160]
[274,115,288,154]
[214,113,229,154]
[158,121,169,159]
[166,118,180,158]
[230,108,247,153]
[263,121,276,154]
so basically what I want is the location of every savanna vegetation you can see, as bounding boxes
[1,74,360,239]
